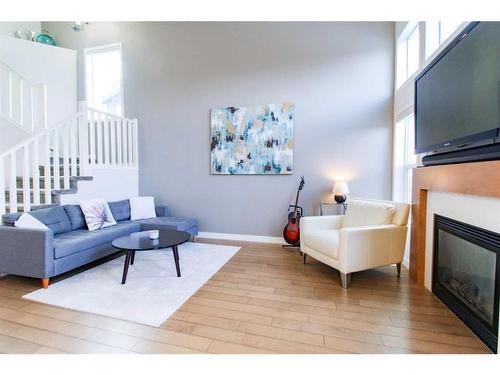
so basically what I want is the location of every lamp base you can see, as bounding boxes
[334,194,346,204]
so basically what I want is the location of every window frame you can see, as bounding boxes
[84,42,125,116]
[425,21,462,59]
[393,109,417,204]
[396,23,420,88]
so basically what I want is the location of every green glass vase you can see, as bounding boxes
[35,33,56,46]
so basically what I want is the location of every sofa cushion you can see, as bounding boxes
[303,229,339,259]
[1,212,22,226]
[63,205,87,230]
[1,205,59,227]
[341,200,395,229]
[26,206,72,235]
[109,199,131,221]
[53,221,140,259]
[135,216,198,232]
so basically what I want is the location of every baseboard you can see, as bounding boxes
[198,231,285,244]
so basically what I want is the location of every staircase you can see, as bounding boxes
[0,103,139,216]
[0,59,47,134]
[3,159,79,212]
[0,58,139,216]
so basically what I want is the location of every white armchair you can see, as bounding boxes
[300,199,410,288]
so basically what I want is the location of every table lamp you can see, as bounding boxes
[332,181,349,203]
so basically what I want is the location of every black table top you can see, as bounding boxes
[112,230,191,251]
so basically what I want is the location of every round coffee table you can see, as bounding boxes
[112,229,191,284]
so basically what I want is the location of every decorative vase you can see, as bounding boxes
[35,32,56,46]
[334,194,347,204]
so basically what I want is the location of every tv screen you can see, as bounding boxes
[415,22,500,154]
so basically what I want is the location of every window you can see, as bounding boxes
[393,112,417,203]
[425,21,463,59]
[396,24,420,88]
[85,43,124,116]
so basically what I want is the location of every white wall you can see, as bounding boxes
[0,22,41,39]
[59,166,139,205]
[0,35,77,152]
[424,191,500,353]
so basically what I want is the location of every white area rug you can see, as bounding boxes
[23,242,240,327]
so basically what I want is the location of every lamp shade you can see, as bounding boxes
[332,181,349,195]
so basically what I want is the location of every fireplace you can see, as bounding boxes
[433,214,500,353]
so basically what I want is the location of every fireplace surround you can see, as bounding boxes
[433,214,499,353]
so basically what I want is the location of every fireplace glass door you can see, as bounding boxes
[433,214,499,353]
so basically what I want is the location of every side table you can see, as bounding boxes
[319,201,347,216]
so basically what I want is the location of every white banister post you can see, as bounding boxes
[133,118,139,168]
[30,87,35,132]
[32,138,40,205]
[19,79,24,129]
[43,133,51,204]
[9,153,17,213]
[38,83,48,129]
[8,72,13,120]
[23,144,30,212]
[78,101,90,176]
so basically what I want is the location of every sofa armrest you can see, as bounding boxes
[155,205,170,217]
[301,215,343,232]
[338,224,407,273]
[0,226,54,278]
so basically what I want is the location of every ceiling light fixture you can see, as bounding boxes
[72,22,88,32]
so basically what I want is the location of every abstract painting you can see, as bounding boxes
[210,103,294,174]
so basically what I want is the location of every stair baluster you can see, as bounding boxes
[0,105,137,215]
[62,123,70,189]
[0,158,5,214]
[32,138,40,206]
[43,133,51,204]
[9,153,17,213]
[23,145,30,212]
[0,59,48,134]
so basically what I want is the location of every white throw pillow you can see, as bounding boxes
[80,198,117,231]
[130,196,156,220]
[14,213,49,230]
[341,200,395,228]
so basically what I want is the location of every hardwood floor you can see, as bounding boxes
[0,239,492,354]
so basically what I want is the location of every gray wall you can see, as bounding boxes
[43,22,394,237]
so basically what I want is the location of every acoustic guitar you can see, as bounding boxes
[283,176,305,246]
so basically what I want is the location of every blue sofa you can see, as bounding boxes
[0,199,198,288]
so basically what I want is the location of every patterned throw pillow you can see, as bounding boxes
[79,198,117,231]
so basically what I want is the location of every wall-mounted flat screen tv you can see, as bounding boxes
[415,22,500,154]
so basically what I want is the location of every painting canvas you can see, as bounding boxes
[210,103,294,174]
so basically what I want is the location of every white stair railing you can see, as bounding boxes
[86,106,139,168]
[0,59,47,134]
[0,102,138,216]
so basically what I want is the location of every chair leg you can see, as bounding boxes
[303,253,307,264]
[41,278,49,289]
[396,263,401,277]
[340,272,351,289]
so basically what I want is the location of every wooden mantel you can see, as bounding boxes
[410,160,500,285]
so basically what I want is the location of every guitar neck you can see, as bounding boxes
[292,190,301,217]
